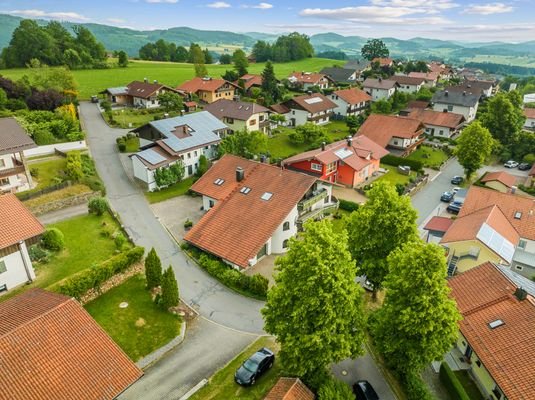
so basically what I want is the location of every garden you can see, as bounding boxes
[102,106,181,129]
[406,146,451,169]
[145,176,196,204]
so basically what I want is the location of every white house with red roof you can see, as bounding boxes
[362,78,399,101]
[408,109,465,138]
[287,72,333,91]
[329,88,371,117]
[524,108,535,130]
[100,79,181,109]
[276,93,337,126]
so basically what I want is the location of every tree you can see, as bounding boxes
[154,161,185,187]
[26,89,64,111]
[456,121,495,180]
[232,49,249,76]
[197,154,209,176]
[318,377,355,400]
[222,70,239,82]
[145,247,163,289]
[262,220,366,379]
[371,100,392,114]
[66,151,84,181]
[480,92,525,146]
[117,51,128,67]
[203,49,214,64]
[27,62,77,92]
[72,25,106,62]
[219,53,232,64]
[361,39,389,61]
[157,91,183,112]
[288,123,328,147]
[88,197,108,216]
[218,129,267,158]
[41,228,65,251]
[0,88,7,109]
[261,61,280,105]
[1,20,57,67]
[374,241,461,373]
[346,181,418,295]
[190,44,207,77]
[160,266,179,310]
[63,49,82,69]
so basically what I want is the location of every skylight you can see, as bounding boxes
[213,178,225,186]
[261,192,273,201]
[304,97,322,105]
[514,211,522,219]
[488,319,505,329]
[240,187,252,194]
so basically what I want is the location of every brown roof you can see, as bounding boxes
[372,57,393,66]
[239,74,264,90]
[408,71,440,81]
[407,100,430,109]
[270,103,291,114]
[185,155,317,268]
[288,72,331,85]
[282,93,337,114]
[0,288,143,400]
[357,114,424,147]
[0,194,44,250]
[423,216,453,233]
[203,99,270,121]
[481,171,516,188]
[333,88,371,105]
[264,377,315,400]
[459,186,535,240]
[524,108,535,119]
[126,80,179,99]
[0,118,36,155]
[390,75,426,86]
[448,262,535,400]
[408,109,465,128]
[177,77,238,94]
[362,78,398,90]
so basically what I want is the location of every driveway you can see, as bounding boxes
[151,196,204,241]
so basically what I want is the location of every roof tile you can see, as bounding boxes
[264,377,315,400]
[0,194,44,250]
[357,114,424,148]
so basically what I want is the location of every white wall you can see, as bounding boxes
[524,117,535,129]
[433,102,478,122]
[270,206,299,254]
[397,84,422,94]
[366,87,395,101]
[23,141,87,158]
[202,195,218,211]
[424,124,454,138]
[133,97,159,109]
[288,109,309,126]
[0,244,35,291]
[0,154,29,192]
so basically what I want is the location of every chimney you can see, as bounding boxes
[301,71,305,76]
[321,142,326,151]
[463,91,466,96]
[144,77,148,83]
[347,136,353,147]
[378,77,382,82]
[260,155,266,163]
[443,109,448,113]
[307,90,312,96]
[515,288,528,301]
[445,90,448,96]
[236,167,244,182]
[511,186,517,194]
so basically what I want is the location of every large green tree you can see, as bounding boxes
[218,129,267,158]
[2,20,57,67]
[145,247,162,289]
[361,39,389,61]
[456,121,495,180]
[232,49,249,76]
[261,61,280,105]
[374,241,461,373]
[346,181,418,295]
[262,220,366,379]
[480,92,525,146]
[157,92,183,112]
[189,44,207,77]
[160,266,179,310]
[288,123,328,146]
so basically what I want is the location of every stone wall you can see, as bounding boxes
[29,191,98,215]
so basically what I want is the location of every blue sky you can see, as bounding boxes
[2,0,534,42]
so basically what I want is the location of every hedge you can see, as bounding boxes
[339,199,359,212]
[48,246,145,299]
[401,371,434,400]
[382,154,423,171]
[439,362,470,400]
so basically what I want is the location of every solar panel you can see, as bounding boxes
[334,148,353,160]
[477,223,515,263]
[304,97,323,105]
[138,149,166,165]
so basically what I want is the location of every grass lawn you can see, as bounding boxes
[85,274,181,362]
[145,176,196,203]
[27,157,67,191]
[330,209,351,234]
[375,164,416,186]
[454,371,484,400]
[105,108,180,129]
[125,136,140,152]
[0,58,343,100]
[406,147,449,168]
[190,336,281,400]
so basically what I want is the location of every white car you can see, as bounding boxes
[452,187,461,193]
[504,160,519,168]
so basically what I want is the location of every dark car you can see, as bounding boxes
[90,95,99,103]
[440,191,454,202]
[451,176,464,184]
[235,348,274,386]
[518,163,531,171]
[353,380,379,400]
[447,200,463,214]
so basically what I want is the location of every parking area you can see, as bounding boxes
[333,186,367,204]
[243,254,278,287]
[150,195,204,241]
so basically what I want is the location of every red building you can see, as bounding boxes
[282,135,388,187]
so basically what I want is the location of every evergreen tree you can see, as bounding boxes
[261,61,280,104]
[145,247,163,289]
[161,266,179,310]
[203,48,213,64]
[456,121,495,180]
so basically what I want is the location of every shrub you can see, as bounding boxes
[338,199,359,212]
[145,247,163,289]
[160,266,179,310]
[439,362,470,400]
[401,371,434,400]
[382,154,423,171]
[118,142,126,152]
[318,375,354,400]
[114,232,127,250]
[41,228,65,251]
[88,197,109,216]
[66,151,84,181]
[30,167,39,178]
[184,219,193,229]
[28,244,49,263]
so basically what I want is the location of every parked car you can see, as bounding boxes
[440,191,455,202]
[447,200,463,214]
[451,176,464,184]
[353,380,379,400]
[504,160,519,168]
[518,163,531,171]
[90,95,99,104]
[235,348,275,386]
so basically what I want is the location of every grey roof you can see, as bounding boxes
[497,264,535,296]
[0,118,36,155]
[105,86,128,95]
[512,248,535,267]
[344,59,371,71]
[320,67,356,83]
[432,90,480,107]
[363,78,398,90]
[203,99,270,121]
[137,148,167,165]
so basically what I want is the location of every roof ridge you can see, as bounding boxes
[463,293,512,316]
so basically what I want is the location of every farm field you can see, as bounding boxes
[461,55,535,68]
[0,58,344,100]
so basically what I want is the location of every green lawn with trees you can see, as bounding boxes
[406,146,450,169]
[27,157,67,191]
[144,176,196,203]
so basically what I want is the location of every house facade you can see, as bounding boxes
[177,77,238,104]
[329,88,371,117]
[276,93,337,126]
[432,90,480,122]
[203,99,271,134]
[343,59,371,81]
[408,109,465,138]
[480,171,516,193]
[320,67,358,84]
[131,111,226,191]
[390,75,425,94]
[0,118,36,194]
[362,78,398,101]
[287,72,333,91]
[101,80,182,109]
[524,108,535,130]
[0,194,44,293]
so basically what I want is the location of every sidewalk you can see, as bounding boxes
[37,204,88,225]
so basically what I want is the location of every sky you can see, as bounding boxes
[1,0,535,42]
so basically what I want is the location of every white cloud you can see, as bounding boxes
[6,9,89,21]
[145,0,178,3]
[464,2,513,15]
[207,1,231,8]
[242,2,273,9]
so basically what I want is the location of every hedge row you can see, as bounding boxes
[439,362,470,400]
[48,246,145,299]
[382,154,424,171]
[401,371,434,400]
[338,199,359,212]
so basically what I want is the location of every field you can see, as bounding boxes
[0,58,344,100]
[461,55,535,68]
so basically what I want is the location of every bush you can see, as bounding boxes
[88,196,109,216]
[66,151,84,181]
[160,266,179,310]
[41,228,65,251]
[318,375,354,400]
[184,219,193,229]
[338,199,359,212]
[30,167,39,178]
[439,362,470,400]
[48,246,144,299]
[401,371,434,400]
[382,154,423,171]
[118,142,126,152]
[28,245,49,263]
[114,232,127,250]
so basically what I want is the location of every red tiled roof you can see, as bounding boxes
[459,186,535,240]
[185,155,317,268]
[177,77,238,94]
[0,194,44,250]
[126,80,178,99]
[288,72,331,85]
[407,100,430,109]
[264,377,315,400]
[448,262,535,400]
[524,108,535,119]
[270,103,291,114]
[408,71,439,81]
[372,57,393,66]
[0,288,143,400]
[282,93,337,114]
[423,216,453,233]
[239,74,264,90]
[481,171,516,188]
[357,114,424,147]
[333,88,371,105]
[408,109,465,128]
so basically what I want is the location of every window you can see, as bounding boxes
[326,162,336,174]
[447,105,453,111]
[0,260,6,274]
[249,119,256,126]
[194,151,198,157]
[0,177,9,186]
[226,117,234,124]
[475,360,481,368]
[259,115,264,122]
[240,186,252,194]
[283,239,289,249]
[492,386,503,400]
[283,221,290,231]
[0,158,5,168]
[209,200,215,208]
[394,140,399,145]
[187,153,191,159]
[518,239,527,249]
[311,163,322,172]
[292,110,295,115]
[515,264,523,271]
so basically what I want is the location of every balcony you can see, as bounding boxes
[297,202,339,225]
[298,189,328,211]
[307,112,334,122]
[0,164,25,179]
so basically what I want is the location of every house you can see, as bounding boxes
[131,112,226,191]
[463,78,495,98]
[264,377,314,400]
[177,77,239,104]
[343,59,371,80]
[203,99,271,134]
[390,75,425,94]
[101,79,182,109]
[408,71,440,87]
[524,108,535,130]
[237,74,264,94]
[287,72,333,91]
[283,135,388,187]
[320,67,359,84]
[0,288,143,399]
[448,262,535,400]
[372,57,393,67]
[408,109,465,138]
[423,216,454,244]
[443,84,486,99]
[480,171,517,193]
[329,88,371,117]
[0,194,44,292]
[362,78,398,101]
[275,93,337,126]
[432,90,480,122]
[428,61,453,79]
[184,154,337,269]
[357,114,425,156]
[0,118,36,193]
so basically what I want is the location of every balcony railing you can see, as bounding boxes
[298,189,328,211]
[307,112,334,122]
[0,165,25,179]
[297,202,339,225]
